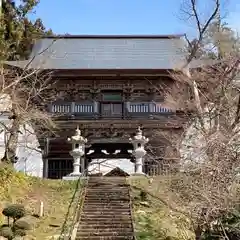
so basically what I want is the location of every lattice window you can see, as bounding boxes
[102,92,122,101]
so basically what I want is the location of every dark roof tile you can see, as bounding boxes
[6,35,188,70]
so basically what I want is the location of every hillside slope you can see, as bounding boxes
[128,176,195,240]
[0,164,78,239]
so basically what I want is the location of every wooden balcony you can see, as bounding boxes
[49,101,175,120]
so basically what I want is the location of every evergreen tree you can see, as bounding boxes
[0,0,53,60]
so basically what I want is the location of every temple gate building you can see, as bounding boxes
[6,35,191,179]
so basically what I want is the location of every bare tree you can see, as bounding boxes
[0,65,57,163]
[144,0,240,239]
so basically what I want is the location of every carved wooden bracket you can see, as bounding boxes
[123,81,134,93]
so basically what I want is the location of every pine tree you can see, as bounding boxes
[1,0,53,60]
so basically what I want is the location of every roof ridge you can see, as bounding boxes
[41,34,185,39]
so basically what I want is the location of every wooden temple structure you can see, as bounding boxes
[6,35,190,179]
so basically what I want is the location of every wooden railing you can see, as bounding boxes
[49,101,175,119]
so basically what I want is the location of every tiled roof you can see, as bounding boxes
[5,35,188,70]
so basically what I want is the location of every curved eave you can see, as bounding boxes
[3,61,185,73]
[4,60,31,70]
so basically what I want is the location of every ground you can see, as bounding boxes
[0,163,79,239]
[0,165,194,240]
[128,176,195,240]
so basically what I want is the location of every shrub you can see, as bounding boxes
[0,225,14,239]
[2,204,26,223]
[140,190,148,201]
[14,216,36,230]
[13,228,26,236]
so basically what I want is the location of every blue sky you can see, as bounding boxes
[30,0,240,37]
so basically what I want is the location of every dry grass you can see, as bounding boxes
[128,176,195,240]
[0,164,78,239]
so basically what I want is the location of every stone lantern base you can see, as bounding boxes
[62,173,89,181]
[62,175,81,181]
[130,172,147,179]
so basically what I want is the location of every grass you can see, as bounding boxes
[0,163,79,240]
[0,165,194,240]
[128,176,195,240]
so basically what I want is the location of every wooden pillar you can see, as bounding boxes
[42,138,49,178]
[43,158,48,178]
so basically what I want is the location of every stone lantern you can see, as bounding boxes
[129,126,149,175]
[67,126,87,177]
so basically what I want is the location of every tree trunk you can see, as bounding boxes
[195,225,203,240]
[2,117,20,164]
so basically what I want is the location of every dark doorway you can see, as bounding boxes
[48,159,72,179]
[100,91,123,118]
[100,103,123,118]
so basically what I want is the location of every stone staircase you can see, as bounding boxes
[76,177,135,240]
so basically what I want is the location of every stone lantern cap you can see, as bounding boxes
[129,126,149,143]
[67,126,88,144]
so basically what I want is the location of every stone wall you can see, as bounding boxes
[0,112,43,177]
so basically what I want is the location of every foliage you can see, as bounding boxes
[199,209,240,239]
[0,225,14,239]
[2,204,26,223]
[0,0,53,61]
[0,163,29,202]
[0,0,55,164]
[155,0,240,239]
[187,20,240,60]
[0,214,32,239]
[13,228,26,236]
[0,166,80,239]
[140,190,148,202]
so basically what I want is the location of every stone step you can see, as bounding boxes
[88,188,127,191]
[75,236,134,240]
[80,214,131,219]
[88,177,126,181]
[87,186,127,188]
[84,197,130,200]
[83,201,130,205]
[75,177,133,240]
[86,189,128,192]
[82,206,130,210]
[78,223,132,228]
[86,190,129,193]
[85,195,129,198]
[83,201,130,204]
[87,183,127,186]
[83,206,130,209]
[87,184,127,187]
[81,212,131,216]
[83,202,130,205]
[86,191,129,194]
[85,191,128,193]
[87,190,128,192]
[87,188,128,189]
[79,218,132,224]
[86,190,128,196]
[78,228,133,233]
[77,231,134,237]
[84,199,130,202]
[83,202,130,206]
[84,201,130,205]
[82,207,131,212]
[88,182,127,186]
